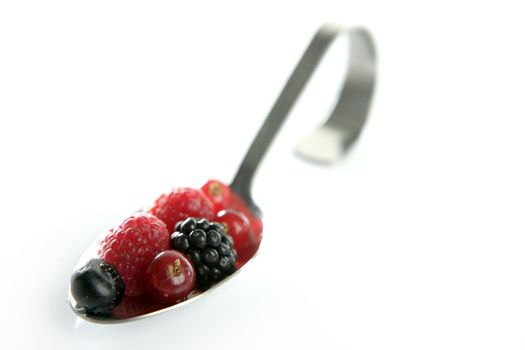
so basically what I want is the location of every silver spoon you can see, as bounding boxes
[69,23,377,323]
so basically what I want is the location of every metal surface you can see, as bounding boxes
[69,23,376,324]
[230,24,376,215]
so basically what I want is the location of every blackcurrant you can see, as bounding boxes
[70,258,125,315]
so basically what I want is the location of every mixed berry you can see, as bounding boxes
[70,180,262,318]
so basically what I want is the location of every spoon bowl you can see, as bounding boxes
[69,234,249,323]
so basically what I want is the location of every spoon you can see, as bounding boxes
[69,23,376,323]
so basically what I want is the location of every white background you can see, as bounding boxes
[1,1,524,349]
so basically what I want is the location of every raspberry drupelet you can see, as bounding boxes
[149,188,214,232]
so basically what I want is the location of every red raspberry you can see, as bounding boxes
[98,214,170,297]
[149,188,214,232]
[201,179,233,214]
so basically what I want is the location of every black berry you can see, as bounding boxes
[70,258,125,315]
[170,217,237,290]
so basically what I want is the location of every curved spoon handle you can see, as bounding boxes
[230,24,377,215]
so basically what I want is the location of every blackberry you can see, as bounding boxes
[170,217,236,290]
[70,258,125,315]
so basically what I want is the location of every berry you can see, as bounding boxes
[189,229,207,248]
[170,233,190,251]
[209,222,226,235]
[187,249,201,264]
[70,258,125,315]
[149,188,214,232]
[196,218,210,230]
[98,214,170,296]
[210,267,223,281]
[197,264,210,278]
[217,256,231,270]
[226,191,264,248]
[202,248,219,265]
[170,217,237,290]
[215,210,257,264]
[217,242,231,256]
[201,180,233,214]
[145,250,196,304]
[250,216,263,243]
[180,217,197,234]
[206,230,221,247]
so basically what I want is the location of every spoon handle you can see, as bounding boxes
[230,24,377,215]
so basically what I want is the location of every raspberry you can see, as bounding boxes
[201,179,233,214]
[98,214,170,297]
[149,188,214,232]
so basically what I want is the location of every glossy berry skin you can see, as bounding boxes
[201,180,233,214]
[228,191,264,248]
[98,214,170,296]
[189,229,207,248]
[215,209,256,264]
[70,258,125,315]
[149,188,214,232]
[145,250,196,304]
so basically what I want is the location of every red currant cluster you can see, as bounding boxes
[70,180,262,318]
